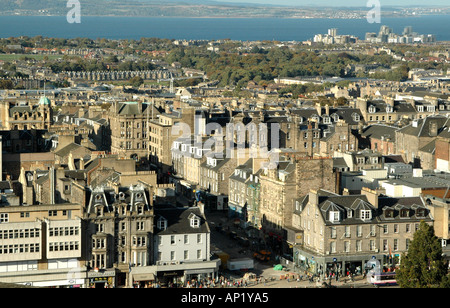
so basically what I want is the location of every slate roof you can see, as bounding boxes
[116,102,150,116]
[365,100,416,114]
[361,124,399,142]
[54,143,89,158]
[398,115,450,138]
[419,140,436,154]
[154,206,209,235]
[377,196,431,222]
[316,194,378,225]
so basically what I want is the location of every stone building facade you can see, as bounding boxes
[292,188,433,277]
[258,153,337,252]
[0,97,52,131]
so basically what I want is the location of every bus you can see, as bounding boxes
[368,271,397,287]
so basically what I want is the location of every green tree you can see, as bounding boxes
[397,221,449,288]
[0,80,14,89]
[129,76,144,88]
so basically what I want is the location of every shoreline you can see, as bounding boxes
[0,13,449,19]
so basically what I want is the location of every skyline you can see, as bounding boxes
[219,0,450,6]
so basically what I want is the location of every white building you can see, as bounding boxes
[131,205,220,286]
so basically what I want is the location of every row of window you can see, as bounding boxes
[325,223,420,238]
[119,121,148,129]
[97,220,147,233]
[48,226,80,237]
[0,243,40,255]
[161,234,203,245]
[119,130,148,139]
[159,250,203,262]
[327,238,411,253]
[118,141,148,150]
[48,241,80,252]
[0,228,40,240]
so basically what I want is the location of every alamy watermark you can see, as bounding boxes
[172,119,280,169]
[366,0,381,24]
[67,0,81,24]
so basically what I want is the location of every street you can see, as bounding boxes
[206,211,383,289]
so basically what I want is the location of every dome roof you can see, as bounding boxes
[39,96,51,105]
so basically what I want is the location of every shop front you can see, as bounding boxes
[31,278,85,288]
[132,273,155,288]
[294,246,383,278]
[157,270,185,287]
[87,270,116,288]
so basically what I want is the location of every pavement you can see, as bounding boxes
[246,264,373,288]
[205,211,376,289]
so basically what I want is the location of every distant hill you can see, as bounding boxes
[0,0,366,17]
[0,0,446,18]
[0,0,276,15]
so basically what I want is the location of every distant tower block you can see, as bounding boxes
[328,28,338,37]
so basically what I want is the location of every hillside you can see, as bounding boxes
[0,0,385,18]
[0,0,448,18]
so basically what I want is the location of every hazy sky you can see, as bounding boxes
[220,0,450,6]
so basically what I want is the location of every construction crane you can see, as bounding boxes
[158,72,206,93]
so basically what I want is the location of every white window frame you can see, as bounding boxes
[329,211,340,223]
[360,210,372,221]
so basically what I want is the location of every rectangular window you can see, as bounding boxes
[330,242,336,253]
[356,240,362,252]
[357,226,362,237]
[361,210,371,220]
[0,213,9,223]
[331,227,337,239]
[383,239,388,251]
[345,226,351,238]
[370,240,376,251]
[344,241,350,252]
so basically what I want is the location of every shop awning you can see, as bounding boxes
[133,273,155,281]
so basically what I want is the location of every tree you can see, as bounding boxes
[0,80,14,89]
[129,76,144,88]
[396,221,449,288]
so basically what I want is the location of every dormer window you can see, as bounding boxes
[157,217,167,230]
[400,209,410,218]
[416,208,426,218]
[384,209,394,219]
[207,157,217,167]
[329,211,340,223]
[135,192,143,201]
[368,105,376,113]
[95,205,103,216]
[386,106,393,113]
[352,113,360,122]
[360,210,372,221]
[347,209,353,218]
[189,213,200,228]
[417,105,424,112]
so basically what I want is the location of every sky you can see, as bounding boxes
[219,0,450,6]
